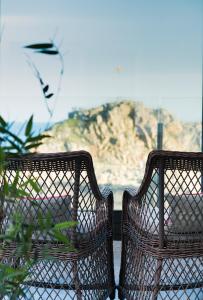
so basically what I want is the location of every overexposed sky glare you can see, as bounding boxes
[0,0,202,123]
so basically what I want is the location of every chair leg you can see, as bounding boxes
[118,233,128,300]
[107,235,116,299]
[106,192,115,299]
[109,289,116,299]
[119,233,127,292]
[152,258,163,300]
[118,287,124,300]
[73,261,82,300]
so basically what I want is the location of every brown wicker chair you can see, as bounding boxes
[1,151,115,299]
[119,150,203,300]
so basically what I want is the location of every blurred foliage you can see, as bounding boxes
[0,115,75,299]
[0,115,50,154]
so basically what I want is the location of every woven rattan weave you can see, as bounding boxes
[119,150,203,300]
[1,151,115,299]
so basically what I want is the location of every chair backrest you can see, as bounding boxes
[132,150,203,246]
[1,151,106,246]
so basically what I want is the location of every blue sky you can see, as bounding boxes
[0,0,202,122]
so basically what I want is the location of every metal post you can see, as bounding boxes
[157,122,163,150]
[201,52,203,192]
[152,160,164,300]
[0,0,1,40]
[201,0,203,152]
[201,7,203,192]
[201,7,203,191]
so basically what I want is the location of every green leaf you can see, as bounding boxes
[52,230,70,244]
[3,140,22,153]
[36,50,59,55]
[0,115,7,127]
[38,212,45,230]
[24,43,53,49]
[0,148,6,162]
[24,226,33,243]
[26,134,50,143]
[27,179,41,193]
[15,189,30,197]
[24,142,42,150]
[45,93,54,99]
[25,115,33,137]
[5,267,27,279]
[43,85,49,93]
[39,78,44,85]
[0,127,24,145]
[13,172,20,189]
[54,221,77,230]
[44,212,52,228]
[2,180,9,196]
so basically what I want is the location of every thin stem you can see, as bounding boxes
[25,53,53,121]
[45,39,64,128]
[24,38,65,131]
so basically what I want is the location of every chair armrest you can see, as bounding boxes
[95,186,113,231]
[100,186,112,201]
[122,187,140,230]
[123,187,137,198]
[99,185,113,216]
[122,187,138,210]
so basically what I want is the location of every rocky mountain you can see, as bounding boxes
[38,100,201,186]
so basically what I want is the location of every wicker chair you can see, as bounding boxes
[1,151,115,300]
[119,150,203,300]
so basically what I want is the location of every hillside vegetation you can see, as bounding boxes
[38,101,201,185]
